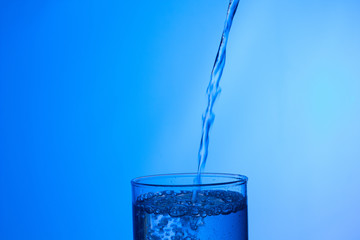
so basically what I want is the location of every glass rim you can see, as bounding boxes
[131,172,248,188]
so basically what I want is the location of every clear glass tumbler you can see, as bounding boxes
[131,173,248,240]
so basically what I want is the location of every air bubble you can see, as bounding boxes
[169,205,188,217]
[222,204,232,215]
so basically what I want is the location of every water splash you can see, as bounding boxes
[197,0,240,181]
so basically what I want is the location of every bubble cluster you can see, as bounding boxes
[133,190,246,240]
[136,190,245,217]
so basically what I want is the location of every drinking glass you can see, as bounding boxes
[131,173,248,240]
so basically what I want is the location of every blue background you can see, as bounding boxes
[1,0,360,239]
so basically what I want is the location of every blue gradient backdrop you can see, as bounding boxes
[1,0,360,239]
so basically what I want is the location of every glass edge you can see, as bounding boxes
[130,173,248,188]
